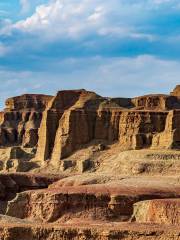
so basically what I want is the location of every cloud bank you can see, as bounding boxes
[0,0,179,108]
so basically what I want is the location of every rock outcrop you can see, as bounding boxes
[2,175,179,240]
[5,181,180,223]
[171,85,180,97]
[133,199,180,225]
[0,94,53,149]
[0,87,179,167]
[5,94,53,111]
[0,86,179,239]
[0,173,63,203]
[0,223,179,240]
[34,86,180,163]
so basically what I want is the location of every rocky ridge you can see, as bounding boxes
[0,86,179,239]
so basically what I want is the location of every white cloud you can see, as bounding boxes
[88,6,105,21]
[14,0,106,39]
[0,19,13,35]
[20,0,30,14]
[12,0,157,41]
[13,0,109,38]
[88,55,180,97]
[98,26,156,41]
[0,54,179,109]
[1,0,179,41]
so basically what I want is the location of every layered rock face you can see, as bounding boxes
[0,87,179,240]
[1,175,180,240]
[36,89,101,161]
[6,182,180,223]
[134,199,180,225]
[0,94,53,172]
[0,223,179,240]
[0,94,53,148]
[5,94,52,111]
[171,85,180,97]
[0,87,179,165]
[34,86,180,163]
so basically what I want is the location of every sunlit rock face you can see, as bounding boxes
[0,94,53,147]
[0,87,179,239]
[0,87,179,167]
[171,85,180,97]
[35,87,180,163]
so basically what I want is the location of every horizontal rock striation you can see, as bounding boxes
[5,94,53,111]
[6,182,180,223]
[35,87,180,162]
[0,174,178,239]
[0,86,179,165]
[0,223,179,240]
[0,86,179,239]
[0,173,63,201]
[0,94,53,150]
[133,198,180,225]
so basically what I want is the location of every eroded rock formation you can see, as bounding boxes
[134,199,180,225]
[0,86,179,239]
[0,87,179,167]
[0,94,53,150]
[35,87,180,162]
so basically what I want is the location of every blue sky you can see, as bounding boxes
[0,0,180,108]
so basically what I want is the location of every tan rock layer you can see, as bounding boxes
[0,87,179,162]
[134,199,180,225]
[0,173,63,201]
[0,223,179,240]
[6,184,180,223]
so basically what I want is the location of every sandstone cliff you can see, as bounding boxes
[0,87,179,240]
[0,87,179,168]
[39,87,180,163]
[35,86,180,163]
[0,94,53,148]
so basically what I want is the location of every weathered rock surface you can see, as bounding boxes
[5,94,53,111]
[0,87,179,239]
[34,87,180,162]
[0,87,179,166]
[133,199,180,225]
[5,179,180,223]
[0,94,53,153]
[0,223,179,240]
[171,85,180,97]
[0,173,64,203]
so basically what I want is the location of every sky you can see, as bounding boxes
[0,0,180,108]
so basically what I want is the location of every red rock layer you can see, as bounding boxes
[6,184,180,223]
[134,199,180,225]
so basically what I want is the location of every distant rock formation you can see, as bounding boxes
[5,94,53,111]
[171,85,180,97]
[0,87,179,240]
[0,87,179,164]
[0,94,53,150]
